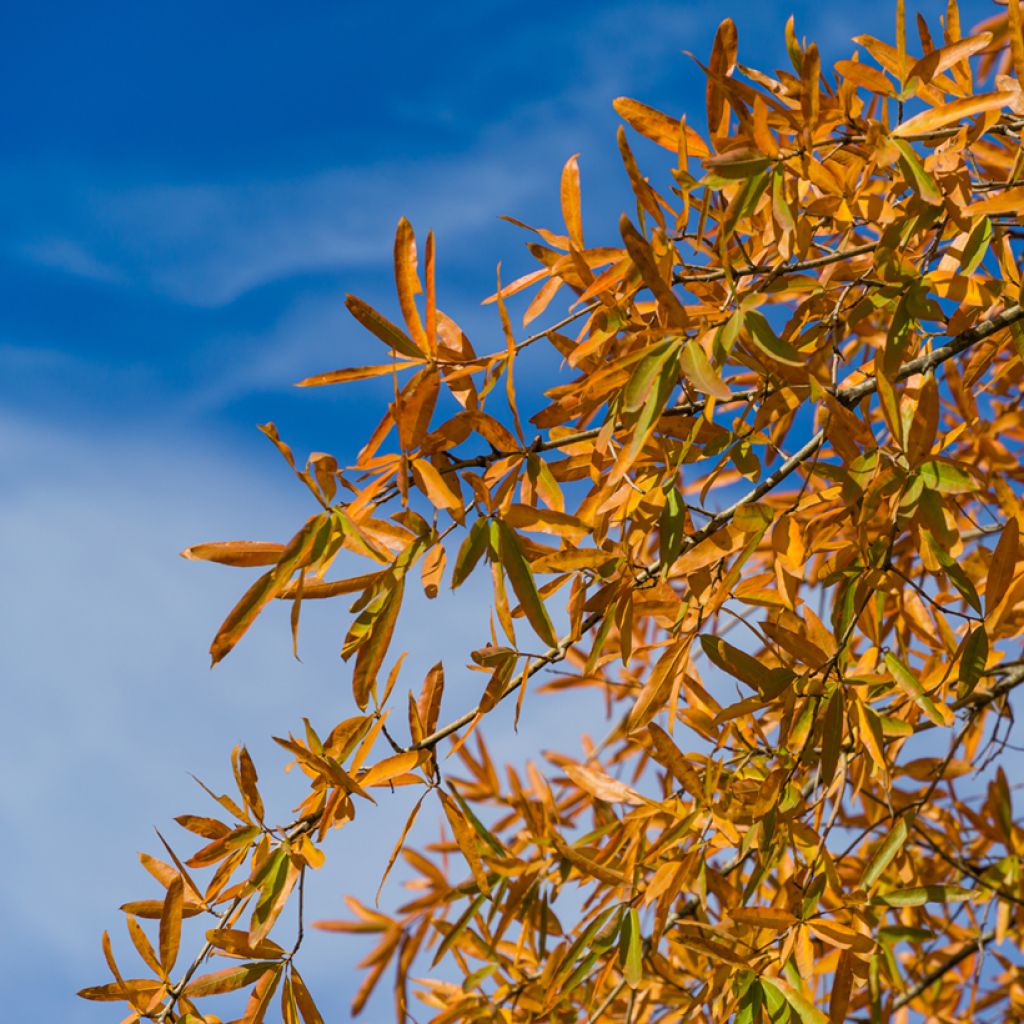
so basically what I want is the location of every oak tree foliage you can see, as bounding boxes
[84,3,1024,1021]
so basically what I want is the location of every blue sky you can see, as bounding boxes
[1,1,997,1020]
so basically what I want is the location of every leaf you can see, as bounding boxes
[396,367,441,452]
[884,652,952,726]
[375,792,427,905]
[658,487,688,572]
[345,294,423,360]
[210,516,324,665]
[503,504,589,542]
[235,745,264,821]
[410,459,463,518]
[351,580,404,711]
[892,92,1014,136]
[560,154,583,248]
[987,517,1019,613]
[745,310,803,367]
[291,969,325,1024]
[250,849,299,946]
[183,963,275,998]
[440,791,490,894]
[181,541,286,567]
[451,517,490,589]
[701,634,790,697]
[420,543,446,599]
[125,915,161,976]
[394,217,429,352]
[679,339,731,399]
[550,830,625,885]
[361,750,421,787]
[893,139,943,205]
[620,908,643,988]
[296,361,420,387]
[158,875,183,974]
[416,661,445,736]
[613,97,710,158]
[871,884,977,906]
[728,906,797,930]
[820,689,844,784]
[495,520,559,648]
[77,979,164,1003]
[958,626,988,699]
[646,723,705,802]
[762,977,829,1024]
[918,458,976,494]
[859,816,909,889]
[967,186,1024,217]
[564,762,645,805]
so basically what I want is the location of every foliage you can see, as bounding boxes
[83,3,1024,1022]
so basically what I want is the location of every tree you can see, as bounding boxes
[82,4,1024,1022]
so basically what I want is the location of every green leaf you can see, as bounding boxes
[451,518,490,590]
[735,980,764,1024]
[701,634,793,698]
[884,652,949,727]
[820,689,844,783]
[719,171,771,241]
[623,340,679,415]
[745,310,804,367]
[871,885,977,907]
[882,294,914,375]
[619,908,643,988]
[958,626,988,699]
[878,925,933,944]
[659,487,687,571]
[679,339,731,399]
[923,530,983,613]
[894,139,942,205]
[961,216,992,274]
[918,459,976,494]
[859,815,909,889]
[495,520,559,648]
[431,893,488,967]
[761,978,828,1024]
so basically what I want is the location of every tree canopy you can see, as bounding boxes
[83,3,1024,1022]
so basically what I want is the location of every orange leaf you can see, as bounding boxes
[158,875,183,974]
[296,360,420,387]
[987,517,1020,614]
[563,762,645,805]
[613,97,710,158]
[440,792,490,894]
[210,516,325,665]
[345,294,423,360]
[395,367,440,452]
[394,217,429,353]
[361,750,422,787]
[892,92,1014,136]
[410,459,463,518]
[181,541,286,567]
[560,154,584,248]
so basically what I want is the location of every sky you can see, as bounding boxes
[0,1,998,1021]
